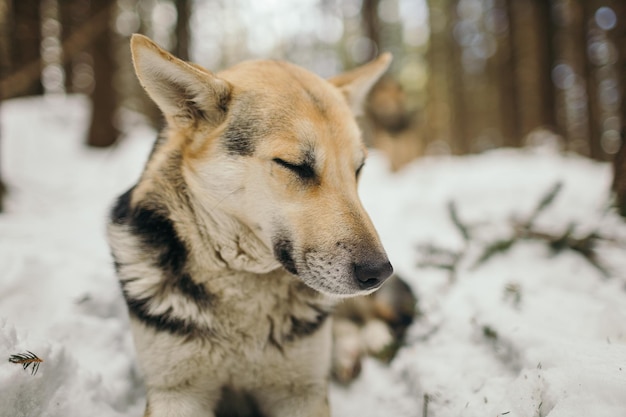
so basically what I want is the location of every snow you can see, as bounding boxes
[1,95,625,417]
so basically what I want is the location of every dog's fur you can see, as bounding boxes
[107,34,393,417]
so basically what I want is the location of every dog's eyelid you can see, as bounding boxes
[272,157,299,168]
[272,158,316,180]
[356,161,365,177]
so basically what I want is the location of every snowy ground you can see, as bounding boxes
[1,95,626,417]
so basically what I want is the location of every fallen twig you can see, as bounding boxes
[418,181,618,279]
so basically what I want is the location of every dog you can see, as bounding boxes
[107,34,395,417]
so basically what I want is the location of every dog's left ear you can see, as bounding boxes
[329,53,392,116]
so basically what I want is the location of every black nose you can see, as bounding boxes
[354,260,393,290]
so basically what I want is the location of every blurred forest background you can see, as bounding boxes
[0,0,625,212]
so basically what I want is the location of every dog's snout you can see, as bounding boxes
[353,259,393,290]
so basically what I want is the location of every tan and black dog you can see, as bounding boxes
[107,34,394,417]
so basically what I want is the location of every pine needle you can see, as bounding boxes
[9,351,43,375]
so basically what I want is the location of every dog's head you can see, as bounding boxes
[131,34,393,297]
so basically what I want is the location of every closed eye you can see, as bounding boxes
[356,161,365,179]
[273,158,316,180]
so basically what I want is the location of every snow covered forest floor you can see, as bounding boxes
[1,95,626,417]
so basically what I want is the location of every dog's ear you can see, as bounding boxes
[329,53,392,116]
[130,34,231,127]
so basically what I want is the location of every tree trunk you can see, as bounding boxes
[612,1,626,216]
[610,0,626,132]
[174,0,191,62]
[534,0,559,133]
[0,98,5,211]
[0,0,12,210]
[86,0,119,147]
[613,130,626,217]
[425,0,453,151]
[10,0,43,96]
[0,0,11,86]
[447,0,469,154]
[618,3,626,135]
[507,0,558,141]
[59,0,91,93]
[496,0,521,147]
[362,0,381,61]
[581,0,607,161]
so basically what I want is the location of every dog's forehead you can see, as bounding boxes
[220,60,334,95]
[219,60,363,157]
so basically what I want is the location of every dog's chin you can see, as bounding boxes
[296,273,381,299]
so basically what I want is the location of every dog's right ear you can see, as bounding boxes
[329,53,392,117]
[130,34,231,127]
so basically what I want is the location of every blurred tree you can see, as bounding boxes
[507,0,558,142]
[554,0,591,154]
[0,0,10,211]
[534,0,559,135]
[425,0,453,151]
[0,1,11,87]
[9,0,43,96]
[133,0,164,129]
[614,131,626,217]
[581,0,604,160]
[611,0,626,130]
[174,0,191,62]
[86,0,119,147]
[362,0,381,61]
[492,0,521,147]
[618,3,626,131]
[59,0,90,93]
[447,0,469,154]
[612,1,626,216]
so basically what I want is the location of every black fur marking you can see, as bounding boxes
[121,280,213,340]
[132,205,188,274]
[222,116,258,156]
[216,88,231,114]
[177,273,213,309]
[266,316,284,354]
[111,186,135,224]
[286,310,330,341]
[272,235,297,275]
[110,182,214,336]
[221,95,271,157]
[215,386,266,417]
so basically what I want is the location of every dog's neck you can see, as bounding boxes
[137,145,280,277]
[187,194,281,275]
